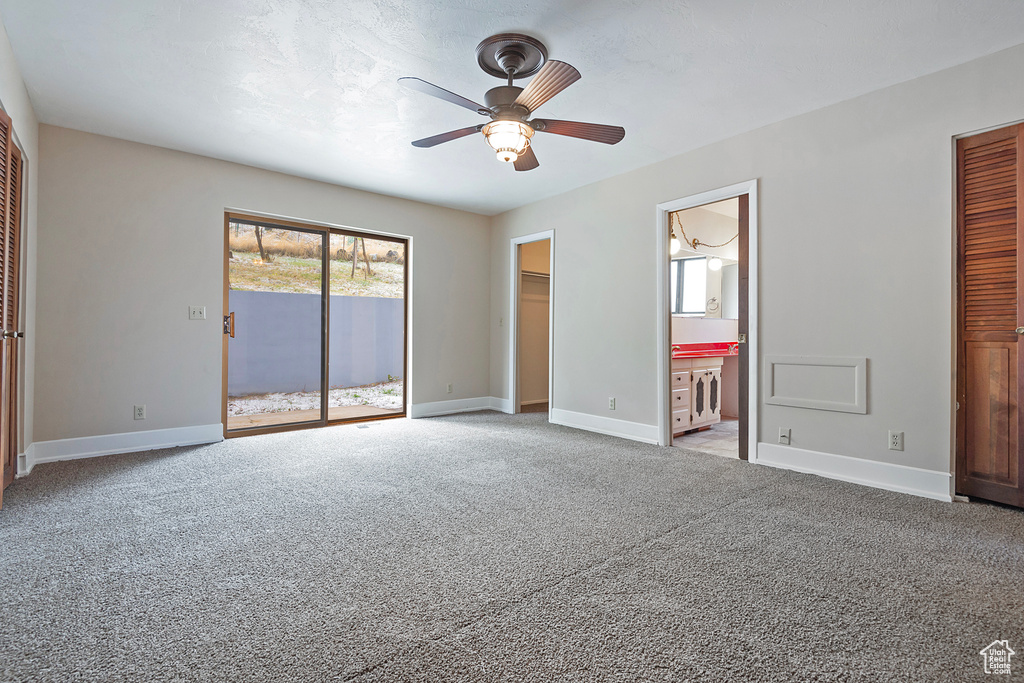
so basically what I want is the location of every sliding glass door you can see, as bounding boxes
[223,215,407,437]
[327,233,406,423]
[224,219,326,432]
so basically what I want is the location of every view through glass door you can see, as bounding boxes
[224,215,407,436]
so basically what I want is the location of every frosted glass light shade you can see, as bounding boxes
[708,257,723,271]
[670,238,681,255]
[483,120,534,163]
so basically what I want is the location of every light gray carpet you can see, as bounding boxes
[1,411,1022,682]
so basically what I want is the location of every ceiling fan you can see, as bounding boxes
[399,33,625,171]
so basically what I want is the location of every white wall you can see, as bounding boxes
[36,126,491,442]
[0,17,38,457]
[490,42,1024,474]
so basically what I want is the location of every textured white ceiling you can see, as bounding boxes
[3,1,1024,215]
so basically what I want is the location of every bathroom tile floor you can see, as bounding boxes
[672,417,739,459]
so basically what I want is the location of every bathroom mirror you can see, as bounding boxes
[670,254,739,319]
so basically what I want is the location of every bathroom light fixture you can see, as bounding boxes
[669,211,738,257]
[708,257,723,271]
[670,237,681,255]
[482,120,535,162]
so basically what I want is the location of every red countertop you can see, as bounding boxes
[671,341,739,359]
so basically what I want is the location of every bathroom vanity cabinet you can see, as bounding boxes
[671,356,723,436]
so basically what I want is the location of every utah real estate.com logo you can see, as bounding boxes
[980,640,1014,675]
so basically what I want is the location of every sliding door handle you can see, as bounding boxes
[223,313,235,338]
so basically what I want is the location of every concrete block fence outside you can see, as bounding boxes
[227,290,404,396]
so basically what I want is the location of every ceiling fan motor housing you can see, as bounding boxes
[484,86,529,118]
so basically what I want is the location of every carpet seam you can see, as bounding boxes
[341,493,755,681]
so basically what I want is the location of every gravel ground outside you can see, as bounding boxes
[228,380,403,415]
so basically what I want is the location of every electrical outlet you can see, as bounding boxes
[188,306,206,320]
[778,428,791,445]
[134,404,146,420]
[888,430,904,451]
[608,397,616,410]
[446,383,453,394]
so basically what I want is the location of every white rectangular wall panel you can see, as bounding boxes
[764,356,867,414]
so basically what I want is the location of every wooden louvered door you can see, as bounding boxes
[1,144,21,502]
[0,107,16,507]
[956,124,1024,508]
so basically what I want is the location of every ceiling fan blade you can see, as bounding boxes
[514,145,539,171]
[398,77,490,115]
[411,125,483,148]
[513,60,581,113]
[531,118,625,145]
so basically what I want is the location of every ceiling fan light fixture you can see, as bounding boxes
[482,120,534,163]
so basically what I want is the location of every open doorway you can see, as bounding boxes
[656,181,757,460]
[667,199,742,457]
[509,232,553,416]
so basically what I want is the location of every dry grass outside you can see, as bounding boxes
[230,252,404,297]
[228,226,404,263]
[228,224,405,297]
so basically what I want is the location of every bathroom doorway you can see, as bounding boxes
[509,231,554,416]
[656,181,757,460]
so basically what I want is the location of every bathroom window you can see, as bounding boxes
[671,257,706,315]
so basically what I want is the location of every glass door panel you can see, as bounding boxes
[226,220,326,432]
[327,233,406,422]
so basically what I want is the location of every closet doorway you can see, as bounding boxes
[509,232,553,415]
[223,213,407,437]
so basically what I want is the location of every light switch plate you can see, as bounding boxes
[189,306,206,320]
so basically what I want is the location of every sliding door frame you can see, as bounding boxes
[222,211,409,439]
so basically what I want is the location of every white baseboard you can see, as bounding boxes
[549,408,659,444]
[410,397,510,419]
[756,442,953,502]
[21,424,224,475]
[490,396,513,414]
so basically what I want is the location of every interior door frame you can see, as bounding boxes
[222,211,410,438]
[508,230,554,416]
[655,180,759,459]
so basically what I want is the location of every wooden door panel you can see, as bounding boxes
[963,342,1017,484]
[1,344,13,488]
[956,124,1024,507]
